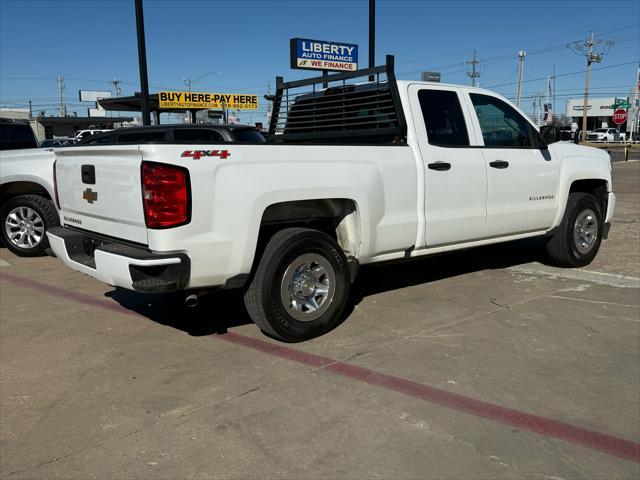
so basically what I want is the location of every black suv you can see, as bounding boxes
[0,118,38,150]
[79,124,265,145]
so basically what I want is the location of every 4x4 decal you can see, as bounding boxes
[181,149,230,160]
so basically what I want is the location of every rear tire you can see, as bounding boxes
[0,195,59,257]
[244,228,350,342]
[546,192,603,268]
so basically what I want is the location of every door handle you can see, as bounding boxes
[489,160,509,169]
[427,162,451,171]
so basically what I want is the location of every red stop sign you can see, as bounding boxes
[612,108,627,125]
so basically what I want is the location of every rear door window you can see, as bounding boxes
[0,124,38,150]
[173,129,224,143]
[417,90,470,147]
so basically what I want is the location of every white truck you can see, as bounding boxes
[47,57,615,342]
[0,119,59,256]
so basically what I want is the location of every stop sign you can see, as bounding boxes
[612,108,627,125]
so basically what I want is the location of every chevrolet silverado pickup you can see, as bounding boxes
[47,57,615,342]
[0,119,59,256]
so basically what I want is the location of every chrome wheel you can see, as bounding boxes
[4,206,45,250]
[280,253,336,322]
[573,208,598,254]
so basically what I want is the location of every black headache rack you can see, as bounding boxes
[268,55,407,144]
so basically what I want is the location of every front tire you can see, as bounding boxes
[0,195,59,257]
[244,228,350,342]
[546,192,603,267]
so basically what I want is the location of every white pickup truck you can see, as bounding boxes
[47,57,615,342]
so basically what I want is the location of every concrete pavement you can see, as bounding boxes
[1,162,638,479]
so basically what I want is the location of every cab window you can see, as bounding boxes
[470,94,539,148]
[418,90,470,147]
[173,129,224,143]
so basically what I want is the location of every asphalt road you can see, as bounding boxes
[1,162,639,479]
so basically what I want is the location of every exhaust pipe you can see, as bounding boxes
[185,293,199,308]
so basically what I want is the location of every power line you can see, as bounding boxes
[485,61,636,89]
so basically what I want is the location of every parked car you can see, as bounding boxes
[559,126,573,141]
[587,128,620,142]
[74,129,112,142]
[78,124,266,145]
[0,119,58,256]
[47,58,615,341]
[40,138,77,148]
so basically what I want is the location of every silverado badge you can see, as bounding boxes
[83,188,98,204]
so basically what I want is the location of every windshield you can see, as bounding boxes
[594,129,607,133]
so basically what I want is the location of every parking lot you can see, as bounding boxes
[1,161,638,479]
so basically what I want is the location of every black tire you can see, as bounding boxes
[546,192,603,268]
[244,227,350,342]
[0,195,59,257]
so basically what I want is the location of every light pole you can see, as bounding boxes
[183,72,222,92]
[181,72,222,123]
[368,0,375,81]
[134,0,151,126]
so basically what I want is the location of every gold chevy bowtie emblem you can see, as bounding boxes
[82,188,98,204]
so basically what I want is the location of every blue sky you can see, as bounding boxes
[1,0,638,124]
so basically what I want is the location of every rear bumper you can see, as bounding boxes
[46,227,190,293]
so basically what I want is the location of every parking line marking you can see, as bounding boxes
[0,259,11,267]
[1,271,639,464]
[509,264,640,289]
[547,295,639,309]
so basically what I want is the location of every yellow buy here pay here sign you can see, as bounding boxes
[159,91,258,110]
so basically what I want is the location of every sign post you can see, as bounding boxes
[290,38,358,72]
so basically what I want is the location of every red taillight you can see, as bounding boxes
[141,162,190,229]
[53,160,60,209]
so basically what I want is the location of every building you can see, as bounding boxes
[565,97,630,132]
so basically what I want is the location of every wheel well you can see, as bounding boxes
[569,179,608,210]
[257,199,361,260]
[0,182,51,203]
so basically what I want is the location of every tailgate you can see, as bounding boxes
[55,146,147,245]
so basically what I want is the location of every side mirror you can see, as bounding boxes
[539,125,560,145]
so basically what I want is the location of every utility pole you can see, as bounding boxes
[368,0,375,81]
[28,100,32,118]
[568,32,614,141]
[553,64,556,118]
[631,64,640,139]
[134,0,151,126]
[57,76,66,117]
[111,78,122,98]
[111,78,121,119]
[466,50,480,87]
[516,50,526,108]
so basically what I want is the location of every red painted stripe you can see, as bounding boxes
[2,272,639,463]
[220,332,640,464]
